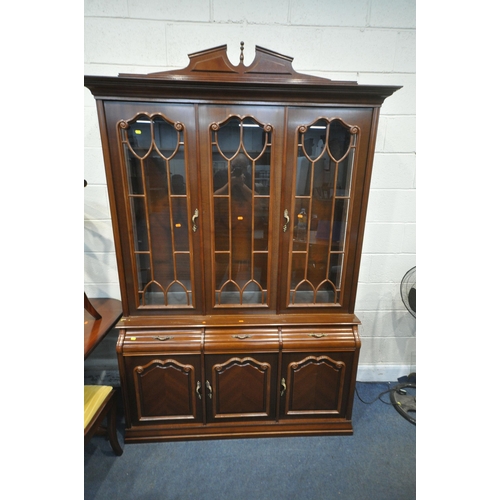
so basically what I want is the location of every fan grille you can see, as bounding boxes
[401,266,416,317]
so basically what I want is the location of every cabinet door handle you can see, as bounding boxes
[232,334,252,339]
[205,380,213,399]
[280,378,287,396]
[192,208,199,232]
[309,333,328,338]
[154,335,173,341]
[283,209,290,232]
[196,381,202,399]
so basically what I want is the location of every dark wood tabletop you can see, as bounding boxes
[84,297,122,359]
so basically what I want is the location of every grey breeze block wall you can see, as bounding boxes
[84,0,416,382]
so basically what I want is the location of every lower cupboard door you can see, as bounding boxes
[280,352,353,418]
[125,355,203,424]
[205,354,278,422]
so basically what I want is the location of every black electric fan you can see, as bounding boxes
[400,266,416,318]
[390,266,416,424]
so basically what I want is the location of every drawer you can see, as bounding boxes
[204,328,279,353]
[121,329,203,354]
[281,327,358,351]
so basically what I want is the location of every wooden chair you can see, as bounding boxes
[84,385,123,455]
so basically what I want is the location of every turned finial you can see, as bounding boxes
[240,41,244,64]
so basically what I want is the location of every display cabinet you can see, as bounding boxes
[85,43,400,442]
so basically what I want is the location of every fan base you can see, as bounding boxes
[390,382,416,425]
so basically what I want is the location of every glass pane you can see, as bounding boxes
[171,197,189,252]
[329,253,343,290]
[332,199,349,250]
[290,253,306,289]
[336,150,354,196]
[125,155,143,194]
[242,116,269,161]
[130,197,148,252]
[254,198,269,250]
[302,119,328,161]
[253,253,268,291]
[125,116,152,158]
[214,117,241,160]
[121,113,194,308]
[143,281,164,306]
[211,115,272,307]
[327,119,351,161]
[219,281,241,305]
[288,116,357,308]
[316,281,336,304]
[136,253,151,291]
[153,117,180,159]
[175,253,191,282]
[166,281,190,306]
[242,281,265,305]
[295,157,311,196]
[214,197,229,251]
[292,200,309,252]
[215,253,230,293]
[148,201,174,285]
[255,158,270,195]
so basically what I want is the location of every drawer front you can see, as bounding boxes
[204,328,280,353]
[281,327,358,351]
[122,329,203,354]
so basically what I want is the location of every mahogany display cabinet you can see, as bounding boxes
[85,43,400,443]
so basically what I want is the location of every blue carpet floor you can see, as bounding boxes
[84,382,416,500]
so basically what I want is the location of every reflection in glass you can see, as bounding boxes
[211,116,272,306]
[289,117,357,306]
[120,113,194,308]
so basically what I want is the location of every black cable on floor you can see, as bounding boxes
[355,384,397,406]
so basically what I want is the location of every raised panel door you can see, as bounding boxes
[124,354,203,425]
[280,352,348,418]
[204,353,279,422]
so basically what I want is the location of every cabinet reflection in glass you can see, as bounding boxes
[211,116,272,306]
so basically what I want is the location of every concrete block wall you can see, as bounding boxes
[84,0,416,381]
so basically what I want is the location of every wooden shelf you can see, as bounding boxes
[84,297,122,359]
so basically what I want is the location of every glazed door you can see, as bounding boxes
[198,105,284,313]
[102,102,203,315]
[279,107,375,313]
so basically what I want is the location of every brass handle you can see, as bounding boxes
[283,209,290,232]
[205,380,213,399]
[196,381,202,400]
[309,333,328,338]
[232,334,252,339]
[280,378,287,396]
[192,208,199,232]
[154,336,173,341]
